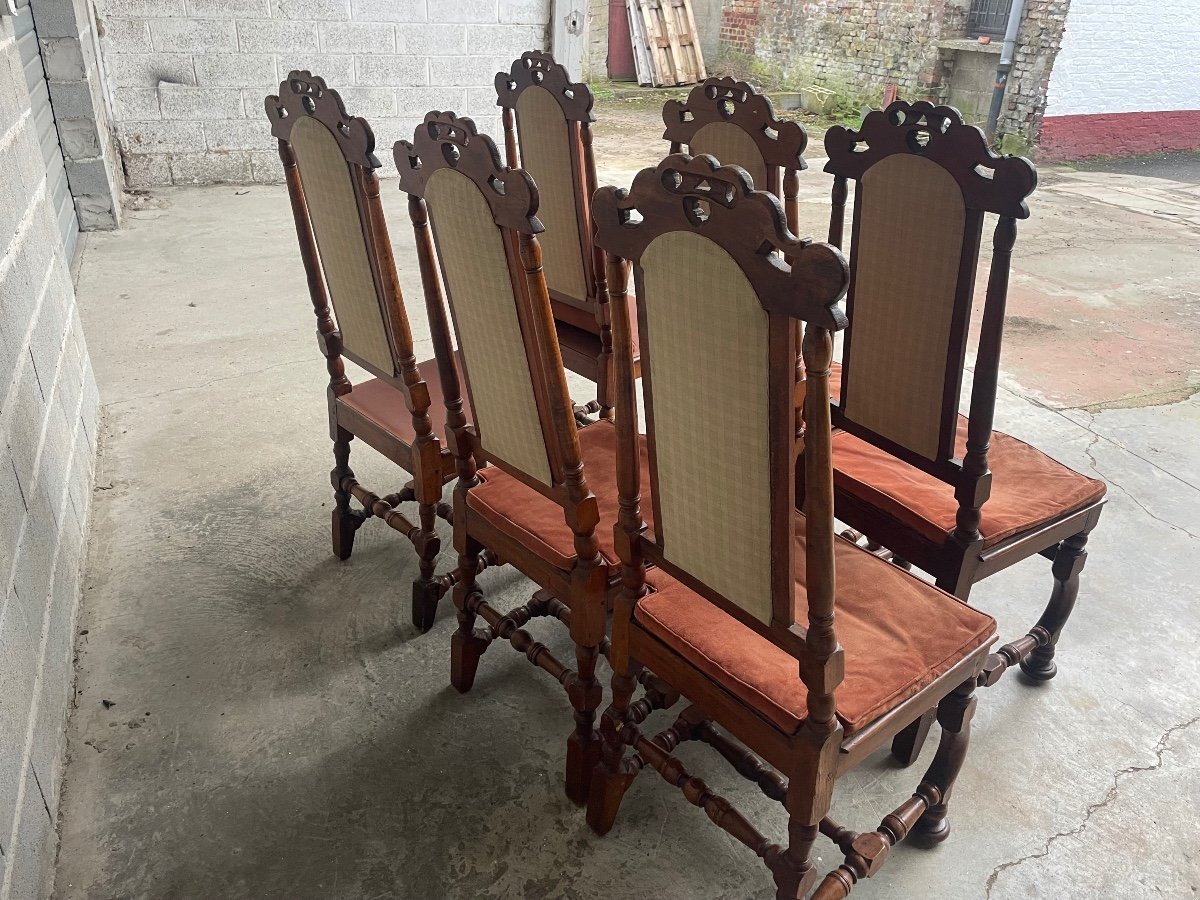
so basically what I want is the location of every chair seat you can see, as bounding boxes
[635,523,995,735]
[466,420,652,571]
[336,354,469,447]
[832,418,1106,549]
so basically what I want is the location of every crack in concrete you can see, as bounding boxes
[103,356,313,408]
[983,713,1200,897]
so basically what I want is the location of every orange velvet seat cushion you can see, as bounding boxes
[635,526,995,735]
[465,420,652,571]
[336,355,470,446]
[814,361,1105,548]
[831,420,1106,548]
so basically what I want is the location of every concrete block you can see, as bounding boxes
[100,16,154,52]
[105,52,196,88]
[188,0,272,15]
[26,278,69,399]
[7,764,56,900]
[336,87,397,117]
[47,80,99,120]
[101,0,187,14]
[428,54,511,86]
[5,363,48,497]
[203,118,275,151]
[159,84,245,120]
[35,403,74,526]
[119,120,206,154]
[65,416,92,529]
[55,337,85,426]
[464,24,544,54]
[113,87,161,120]
[79,364,99,450]
[29,0,84,39]
[318,21,396,53]
[40,38,87,81]
[194,52,276,87]
[0,579,37,831]
[430,0,498,24]
[351,0,427,22]
[497,0,549,25]
[235,19,320,53]
[355,54,427,86]
[249,149,284,182]
[66,156,121,198]
[396,23,467,55]
[276,54,353,86]
[394,85,466,116]
[57,119,104,158]
[121,153,172,187]
[11,485,57,629]
[149,17,238,53]
[0,446,25,594]
[168,150,253,183]
[271,0,351,20]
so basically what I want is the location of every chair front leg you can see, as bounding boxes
[331,426,362,560]
[450,533,489,694]
[410,499,442,632]
[586,657,642,835]
[1021,527,1091,682]
[913,676,979,844]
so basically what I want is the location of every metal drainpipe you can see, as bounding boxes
[985,0,1029,141]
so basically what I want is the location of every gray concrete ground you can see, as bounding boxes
[52,143,1200,899]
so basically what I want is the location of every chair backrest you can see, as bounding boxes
[593,154,849,662]
[266,70,416,388]
[496,51,601,319]
[394,112,590,510]
[662,77,807,229]
[824,101,1037,540]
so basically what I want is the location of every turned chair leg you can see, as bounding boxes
[913,677,978,846]
[769,820,819,899]
[586,661,641,835]
[1021,529,1090,683]
[450,536,488,694]
[410,500,442,633]
[565,642,604,806]
[890,707,936,767]
[331,427,360,560]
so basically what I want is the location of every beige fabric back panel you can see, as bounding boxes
[842,154,967,460]
[290,117,394,375]
[642,230,773,624]
[689,122,769,192]
[516,87,590,305]
[425,168,553,486]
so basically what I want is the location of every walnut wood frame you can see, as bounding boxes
[589,154,994,898]
[266,70,463,632]
[394,111,622,806]
[820,101,1106,763]
[496,50,635,419]
[662,77,809,233]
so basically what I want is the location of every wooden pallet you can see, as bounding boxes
[628,0,707,87]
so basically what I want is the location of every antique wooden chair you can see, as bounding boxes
[266,71,469,633]
[662,77,808,233]
[816,101,1107,763]
[496,50,638,420]
[588,154,999,899]
[394,112,662,806]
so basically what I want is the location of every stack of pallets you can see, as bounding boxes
[626,0,707,87]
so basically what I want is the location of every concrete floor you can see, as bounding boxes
[52,144,1200,899]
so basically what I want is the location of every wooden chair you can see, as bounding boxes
[266,70,467,633]
[496,50,637,420]
[393,112,662,806]
[589,153,999,899]
[663,77,808,233]
[816,101,1107,764]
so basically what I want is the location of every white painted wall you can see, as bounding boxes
[94,0,550,186]
[1044,0,1200,116]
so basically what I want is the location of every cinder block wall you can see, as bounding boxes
[1,17,99,900]
[93,0,550,187]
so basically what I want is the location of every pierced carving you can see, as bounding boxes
[392,111,542,234]
[494,50,596,123]
[591,154,847,329]
[663,77,808,171]
[824,100,1037,217]
[265,70,377,169]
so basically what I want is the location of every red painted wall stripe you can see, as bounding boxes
[1039,110,1200,161]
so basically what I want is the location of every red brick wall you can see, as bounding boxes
[720,0,761,53]
[1039,110,1200,161]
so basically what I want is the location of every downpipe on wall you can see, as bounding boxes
[985,0,1028,141]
